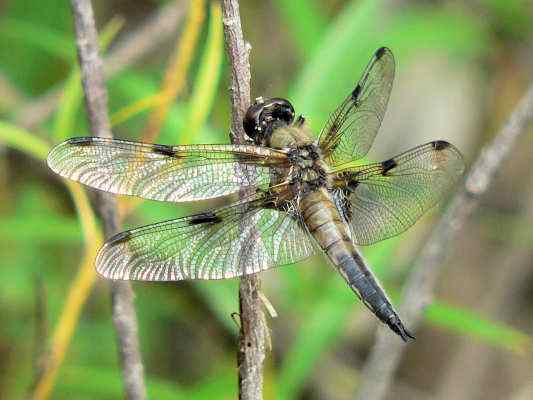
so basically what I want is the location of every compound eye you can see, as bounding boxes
[268,98,295,126]
[243,97,295,144]
[243,98,266,140]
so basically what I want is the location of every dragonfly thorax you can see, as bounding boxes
[287,144,329,193]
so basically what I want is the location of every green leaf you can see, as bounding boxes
[426,301,532,354]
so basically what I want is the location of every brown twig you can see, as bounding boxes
[357,82,533,400]
[70,1,146,399]
[16,0,189,130]
[221,1,266,399]
[221,0,252,146]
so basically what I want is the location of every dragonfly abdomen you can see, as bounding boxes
[337,250,414,341]
[300,188,414,342]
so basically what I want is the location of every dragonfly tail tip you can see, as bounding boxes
[388,317,416,342]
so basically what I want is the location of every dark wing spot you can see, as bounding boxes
[67,137,95,146]
[348,180,359,191]
[329,121,339,135]
[107,230,132,245]
[375,46,387,60]
[381,158,397,175]
[188,212,222,225]
[432,140,450,151]
[152,144,177,156]
[351,83,362,100]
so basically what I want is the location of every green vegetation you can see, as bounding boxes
[1,1,532,399]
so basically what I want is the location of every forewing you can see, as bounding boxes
[335,141,464,245]
[319,47,395,166]
[96,194,315,281]
[47,137,289,202]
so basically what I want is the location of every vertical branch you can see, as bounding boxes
[221,0,252,145]
[357,82,533,400]
[221,1,266,399]
[69,1,147,399]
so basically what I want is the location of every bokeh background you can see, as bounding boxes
[1,0,533,399]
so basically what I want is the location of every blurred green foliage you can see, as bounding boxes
[1,0,532,399]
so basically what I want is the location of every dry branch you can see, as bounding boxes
[70,1,146,399]
[221,1,266,399]
[357,82,533,400]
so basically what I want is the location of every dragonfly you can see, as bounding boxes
[47,47,465,341]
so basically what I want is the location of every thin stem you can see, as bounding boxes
[221,0,252,145]
[357,82,533,400]
[221,1,266,399]
[69,1,147,399]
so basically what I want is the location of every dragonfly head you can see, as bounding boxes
[243,97,295,146]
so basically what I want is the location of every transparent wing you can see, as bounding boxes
[333,141,465,245]
[318,47,395,166]
[96,193,315,281]
[47,137,289,202]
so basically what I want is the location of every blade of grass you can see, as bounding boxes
[0,120,49,160]
[0,68,122,400]
[53,16,124,141]
[425,301,532,354]
[0,116,107,400]
[110,93,165,127]
[56,364,236,399]
[32,182,103,400]
[111,1,223,138]
[290,1,487,131]
[271,0,327,58]
[0,215,81,243]
[110,71,223,142]
[182,1,223,144]
[143,0,205,143]
[289,0,381,122]
[0,17,74,61]
[58,365,187,399]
